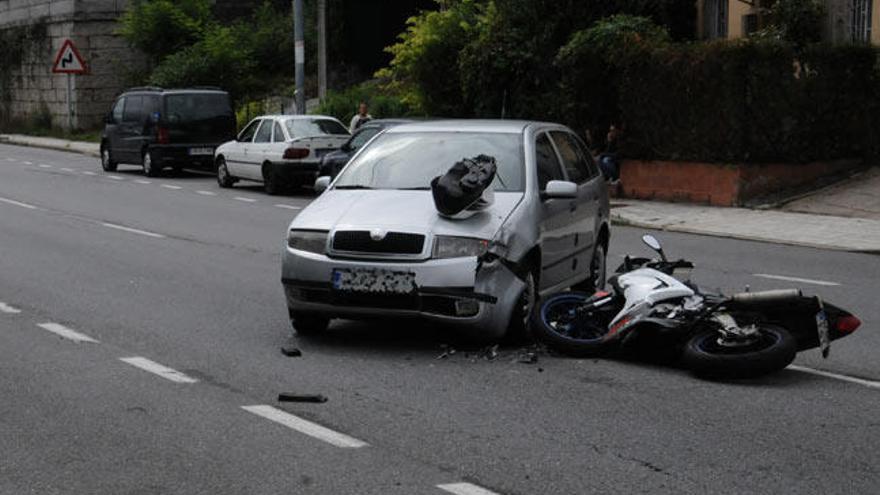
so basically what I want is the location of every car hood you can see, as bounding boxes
[291,190,523,240]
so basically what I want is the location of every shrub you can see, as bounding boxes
[762,0,826,46]
[117,0,213,63]
[313,80,417,124]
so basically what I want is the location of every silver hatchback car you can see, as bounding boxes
[281,120,610,339]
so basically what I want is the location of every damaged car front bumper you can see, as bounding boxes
[281,247,525,338]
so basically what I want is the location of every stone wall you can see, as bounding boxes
[0,0,143,130]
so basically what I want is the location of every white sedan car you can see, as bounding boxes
[214,115,349,194]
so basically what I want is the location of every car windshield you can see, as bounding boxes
[333,132,525,192]
[164,93,231,123]
[285,119,349,138]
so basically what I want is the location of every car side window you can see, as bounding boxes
[535,132,564,191]
[238,120,261,143]
[111,98,125,123]
[254,120,273,143]
[349,127,378,151]
[551,131,592,184]
[122,96,143,123]
[273,122,285,142]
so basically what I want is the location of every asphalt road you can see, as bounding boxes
[0,143,878,495]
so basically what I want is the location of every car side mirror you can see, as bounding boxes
[542,180,577,200]
[314,176,331,192]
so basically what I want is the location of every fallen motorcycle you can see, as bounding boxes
[530,234,862,378]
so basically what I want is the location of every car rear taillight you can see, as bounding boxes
[157,127,170,145]
[835,315,861,334]
[283,147,309,160]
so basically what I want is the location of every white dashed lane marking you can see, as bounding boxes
[241,405,368,448]
[22,161,33,165]
[0,302,21,314]
[82,171,97,176]
[37,322,99,344]
[60,167,75,172]
[161,184,182,190]
[4,158,16,162]
[134,179,151,184]
[119,357,198,384]
[754,274,840,287]
[234,197,257,203]
[196,190,217,196]
[38,164,52,168]
[0,196,39,210]
[789,365,880,390]
[101,222,165,239]
[106,175,125,181]
[437,483,501,495]
[274,204,302,210]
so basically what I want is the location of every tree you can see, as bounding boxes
[117,0,214,63]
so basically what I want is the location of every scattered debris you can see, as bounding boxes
[278,393,327,403]
[280,344,302,357]
[517,351,538,364]
[436,344,457,360]
[483,344,499,361]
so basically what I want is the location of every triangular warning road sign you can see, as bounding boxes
[52,39,87,74]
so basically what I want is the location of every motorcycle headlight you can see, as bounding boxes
[432,236,489,259]
[287,230,328,253]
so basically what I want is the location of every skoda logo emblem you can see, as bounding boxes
[370,229,387,241]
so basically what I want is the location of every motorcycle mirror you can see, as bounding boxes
[641,234,667,260]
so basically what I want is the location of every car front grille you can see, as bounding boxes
[331,231,425,255]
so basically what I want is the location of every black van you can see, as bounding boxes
[100,87,237,176]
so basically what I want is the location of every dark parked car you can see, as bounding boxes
[318,119,413,180]
[100,87,237,176]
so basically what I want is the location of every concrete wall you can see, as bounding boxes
[0,0,141,130]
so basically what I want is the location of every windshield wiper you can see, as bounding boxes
[334,185,374,190]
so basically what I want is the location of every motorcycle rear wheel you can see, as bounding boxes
[682,324,797,379]
[530,292,613,357]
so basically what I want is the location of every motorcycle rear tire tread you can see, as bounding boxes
[682,324,797,379]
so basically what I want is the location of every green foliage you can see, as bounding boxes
[376,0,484,116]
[117,0,214,63]
[314,80,418,124]
[762,0,826,46]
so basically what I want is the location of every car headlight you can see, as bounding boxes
[432,236,489,259]
[287,230,328,253]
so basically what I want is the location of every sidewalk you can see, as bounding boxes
[612,200,880,253]
[0,134,100,157]
[781,167,880,221]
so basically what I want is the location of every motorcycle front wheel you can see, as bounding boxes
[530,292,613,357]
[682,324,797,379]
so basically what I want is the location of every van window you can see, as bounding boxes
[254,120,273,143]
[112,99,125,123]
[122,96,144,123]
[164,93,232,124]
[550,131,592,184]
[535,133,564,190]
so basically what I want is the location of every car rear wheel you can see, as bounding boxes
[142,150,160,177]
[289,310,329,336]
[100,145,117,172]
[262,162,281,195]
[216,158,234,188]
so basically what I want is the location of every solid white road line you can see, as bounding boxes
[437,483,501,495]
[0,302,21,314]
[274,204,301,210]
[106,175,125,181]
[0,196,38,210]
[754,274,840,287]
[161,184,182,190]
[241,405,368,448]
[196,190,217,196]
[789,365,880,390]
[234,196,257,203]
[101,222,165,239]
[119,357,198,384]
[37,322,99,344]
[38,164,52,168]
[82,171,97,176]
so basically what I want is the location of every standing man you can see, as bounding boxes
[349,101,372,132]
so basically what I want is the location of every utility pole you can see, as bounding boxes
[293,0,305,114]
[317,0,327,100]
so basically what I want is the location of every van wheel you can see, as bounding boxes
[100,145,117,172]
[142,150,160,177]
[262,162,281,195]
[216,157,235,188]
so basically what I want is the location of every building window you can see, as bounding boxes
[704,0,729,39]
[852,0,873,42]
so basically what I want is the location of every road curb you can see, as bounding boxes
[0,135,100,158]
[611,212,880,255]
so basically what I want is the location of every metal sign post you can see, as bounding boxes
[52,39,87,130]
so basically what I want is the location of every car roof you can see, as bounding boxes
[386,119,538,134]
[259,115,342,121]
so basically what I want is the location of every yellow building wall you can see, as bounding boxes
[726,0,755,39]
[873,0,880,44]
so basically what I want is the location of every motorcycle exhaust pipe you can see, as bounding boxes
[729,289,803,306]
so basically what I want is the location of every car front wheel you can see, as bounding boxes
[217,158,235,188]
[289,310,329,336]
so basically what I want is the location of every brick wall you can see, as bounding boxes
[0,0,143,130]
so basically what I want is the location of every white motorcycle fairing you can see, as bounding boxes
[609,268,695,328]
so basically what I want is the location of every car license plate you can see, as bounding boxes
[331,268,416,294]
[188,147,213,156]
